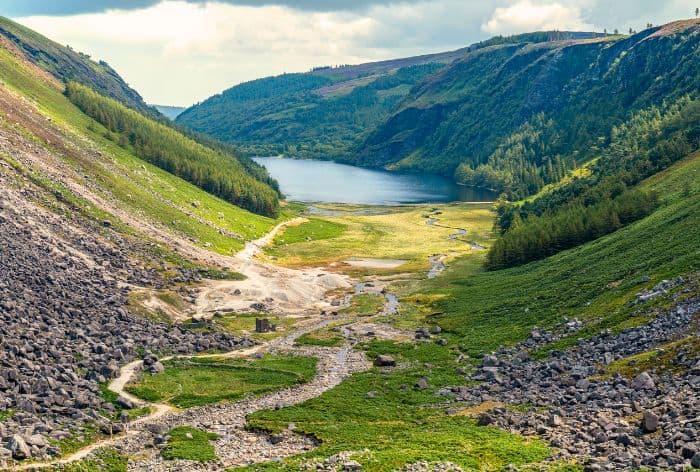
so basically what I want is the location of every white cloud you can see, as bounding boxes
[13,0,691,105]
[17,1,380,105]
[482,0,595,35]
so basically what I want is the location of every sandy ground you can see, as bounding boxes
[192,219,351,318]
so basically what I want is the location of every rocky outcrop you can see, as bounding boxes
[452,292,699,470]
[0,186,249,462]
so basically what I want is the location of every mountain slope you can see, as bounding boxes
[0,16,154,116]
[356,20,700,198]
[176,32,601,159]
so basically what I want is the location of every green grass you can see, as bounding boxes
[213,312,302,340]
[339,294,386,317]
[295,329,345,347]
[162,427,219,462]
[57,448,128,471]
[411,153,700,356]
[0,409,13,422]
[0,46,283,256]
[599,334,700,380]
[271,218,346,246]
[241,341,550,471]
[126,355,317,408]
[263,203,493,274]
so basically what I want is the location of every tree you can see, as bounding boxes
[696,7,699,17]
[614,28,619,34]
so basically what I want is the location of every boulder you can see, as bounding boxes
[374,355,396,367]
[641,410,659,433]
[8,435,31,460]
[631,372,655,390]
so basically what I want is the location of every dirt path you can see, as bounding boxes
[192,217,351,318]
[11,220,374,471]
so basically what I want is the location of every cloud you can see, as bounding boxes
[16,2,383,105]
[10,0,695,105]
[3,0,418,17]
[482,0,595,35]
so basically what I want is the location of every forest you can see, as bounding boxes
[486,95,700,268]
[65,82,280,216]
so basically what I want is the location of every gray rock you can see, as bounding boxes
[374,355,396,367]
[641,410,659,433]
[9,434,31,460]
[631,372,655,390]
[691,452,700,468]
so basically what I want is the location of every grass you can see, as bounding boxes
[599,334,700,380]
[271,218,346,246]
[339,293,386,317]
[213,312,303,340]
[126,355,317,408]
[239,340,550,471]
[407,152,700,356]
[162,426,219,462]
[0,409,13,422]
[56,448,128,471]
[0,45,285,256]
[264,203,493,273]
[295,326,346,347]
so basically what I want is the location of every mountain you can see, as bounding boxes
[179,21,699,203]
[0,16,155,116]
[355,19,700,199]
[154,104,186,120]
[176,31,602,159]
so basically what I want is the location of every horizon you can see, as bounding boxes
[5,0,698,106]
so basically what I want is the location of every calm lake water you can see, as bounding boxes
[253,158,497,205]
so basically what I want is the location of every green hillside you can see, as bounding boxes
[0,24,281,255]
[357,20,700,199]
[176,32,600,159]
[0,16,154,116]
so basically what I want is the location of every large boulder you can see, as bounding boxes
[631,372,655,390]
[8,435,31,460]
[374,355,396,367]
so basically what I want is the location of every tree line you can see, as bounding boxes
[485,95,699,269]
[486,189,658,270]
[66,82,280,216]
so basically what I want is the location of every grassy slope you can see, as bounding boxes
[0,16,153,115]
[244,341,550,471]
[421,152,699,355]
[0,44,280,255]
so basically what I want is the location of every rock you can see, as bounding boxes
[415,377,429,390]
[9,435,31,460]
[148,361,165,374]
[641,410,659,433]
[115,396,134,409]
[374,355,396,367]
[365,391,378,399]
[691,452,700,468]
[25,434,47,447]
[483,354,499,367]
[477,413,495,426]
[343,460,362,471]
[631,372,655,390]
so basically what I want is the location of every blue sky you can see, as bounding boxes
[5,1,696,105]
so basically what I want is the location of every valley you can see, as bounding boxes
[0,11,698,472]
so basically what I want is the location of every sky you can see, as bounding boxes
[4,0,697,106]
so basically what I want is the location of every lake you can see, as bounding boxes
[253,157,497,205]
